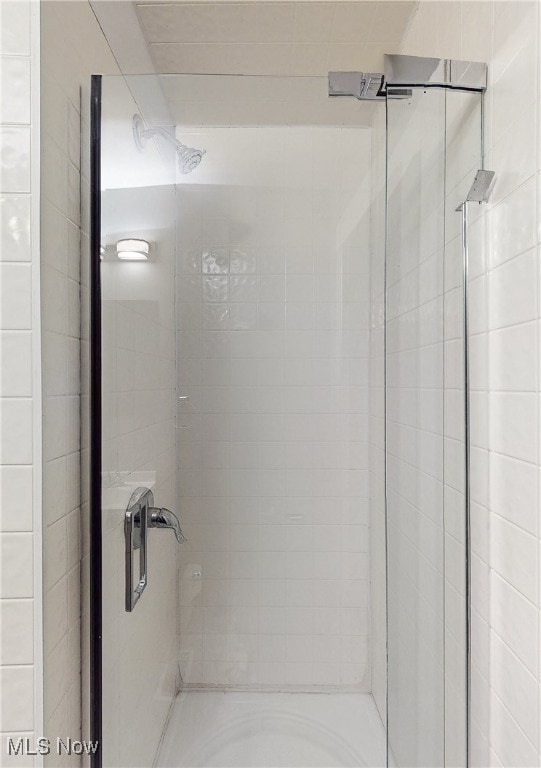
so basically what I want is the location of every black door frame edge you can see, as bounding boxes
[89,73,103,768]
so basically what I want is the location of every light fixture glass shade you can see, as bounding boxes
[116,238,150,260]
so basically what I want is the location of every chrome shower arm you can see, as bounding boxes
[138,124,176,143]
[133,114,205,175]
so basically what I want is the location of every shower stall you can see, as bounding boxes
[88,55,489,767]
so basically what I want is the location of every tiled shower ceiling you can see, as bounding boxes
[135,1,417,76]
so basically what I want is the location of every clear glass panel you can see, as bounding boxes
[385,87,482,768]
[98,73,382,768]
[443,89,484,768]
[100,75,179,767]
[385,87,447,768]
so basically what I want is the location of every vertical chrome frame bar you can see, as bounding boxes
[458,199,471,768]
[456,167,494,767]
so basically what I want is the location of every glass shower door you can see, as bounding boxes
[90,71,379,768]
[90,74,181,768]
[385,86,483,767]
[89,66,483,768]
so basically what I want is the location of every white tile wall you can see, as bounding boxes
[370,2,541,766]
[176,124,372,690]
[0,0,41,763]
[39,2,120,765]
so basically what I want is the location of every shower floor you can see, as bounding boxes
[156,690,386,767]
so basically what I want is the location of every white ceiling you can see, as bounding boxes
[135,1,417,76]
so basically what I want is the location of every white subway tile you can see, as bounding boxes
[488,322,538,392]
[43,456,67,526]
[490,452,538,535]
[490,392,538,465]
[0,0,31,55]
[491,572,539,678]
[0,532,33,598]
[43,396,66,462]
[491,515,538,605]
[492,0,538,80]
[44,634,68,719]
[490,688,539,768]
[0,666,34,732]
[67,100,80,171]
[0,331,32,396]
[258,275,285,302]
[492,36,537,146]
[0,195,31,262]
[41,265,66,335]
[0,599,33,664]
[490,177,537,268]
[492,118,538,206]
[0,466,32,531]
[44,518,67,590]
[0,399,32,465]
[42,332,67,397]
[0,56,31,124]
[491,631,539,750]
[41,137,67,215]
[0,264,32,329]
[44,577,67,655]
[488,248,538,330]
[0,127,31,194]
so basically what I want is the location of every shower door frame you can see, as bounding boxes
[89,73,103,768]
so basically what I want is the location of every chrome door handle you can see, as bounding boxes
[125,487,150,612]
[124,487,186,612]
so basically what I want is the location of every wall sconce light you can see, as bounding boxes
[116,238,150,261]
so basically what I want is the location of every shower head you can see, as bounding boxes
[133,114,205,175]
[176,142,205,175]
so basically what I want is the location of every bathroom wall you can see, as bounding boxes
[176,123,373,690]
[39,2,119,762]
[0,0,42,761]
[370,2,541,766]
[404,3,541,765]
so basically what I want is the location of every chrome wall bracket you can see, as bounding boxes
[328,71,386,100]
[328,55,488,101]
[454,170,495,210]
[385,54,488,92]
